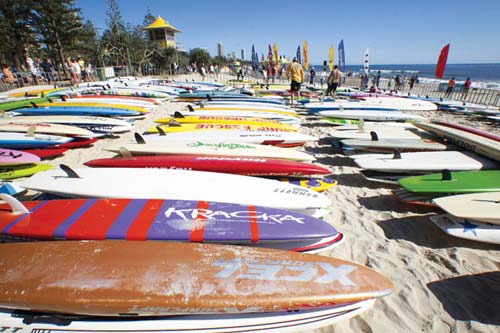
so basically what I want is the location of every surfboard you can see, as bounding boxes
[157,113,298,129]
[0,122,95,137]
[353,151,499,173]
[54,137,98,149]
[0,163,52,180]
[168,110,300,125]
[433,192,500,225]
[430,214,500,245]
[143,131,317,147]
[0,115,133,134]
[358,97,438,111]
[302,102,399,112]
[18,166,332,216]
[330,127,423,140]
[397,170,500,195]
[0,97,50,111]
[0,194,342,252]
[0,182,26,196]
[104,141,314,162]
[433,121,500,142]
[22,147,68,159]
[414,122,500,162]
[146,123,296,134]
[0,297,375,333]
[38,101,150,113]
[84,155,329,177]
[318,110,426,122]
[0,148,40,165]
[0,240,392,316]
[12,106,141,117]
[0,132,73,149]
[341,137,447,153]
[189,106,298,117]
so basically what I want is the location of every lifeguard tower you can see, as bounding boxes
[144,16,181,49]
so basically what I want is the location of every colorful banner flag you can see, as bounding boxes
[268,44,274,71]
[303,40,309,70]
[296,45,301,64]
[273,42,279,71]
[328,45,334,72]
[363,48,370,74]
[435,43,450,79]
[251,44,257,71]
[338,40,345,72]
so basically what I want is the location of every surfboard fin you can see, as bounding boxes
[357,118,365,133]
[441,169,452,181]
[199,101,205,108]
[392,151,402,159]
[168,119,181,127]
[206,94,213,101]
[0,193,29,215]
[173,111,185,118]
[60,164,80,178]
[370,131,379,141]
[187,105,194,112]
[29,102,39,108]
[339,105,344,111]
[134,133,146,144]
[26,126,36,137]
[118,147,132,158]
[156,126,167,136]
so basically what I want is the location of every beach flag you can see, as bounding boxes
[296,45,301,64]
[268,44,274,70]
[328,45,334,71]
[273,42,280,71]
[261,53,264,63]
[338,40,345,72]
[364,48,370,74]
[303,40,309,70]
[251,45,257,70]
[435,43,450,79]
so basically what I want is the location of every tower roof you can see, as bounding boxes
[144,16,181,32]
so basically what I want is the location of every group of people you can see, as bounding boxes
[1,52,93,87]
[285,58,342,106]
[445,76,472,99]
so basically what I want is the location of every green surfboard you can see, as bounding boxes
[398,170,500,195]
[0,97,51,111]
[0,163,52,180]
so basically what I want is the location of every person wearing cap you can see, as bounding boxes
[285,57,304,107]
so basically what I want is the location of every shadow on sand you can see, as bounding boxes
[427,271,500,325]
[377,214,500,250]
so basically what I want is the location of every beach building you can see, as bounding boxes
[217,43,224,57]
[144,16,181,49]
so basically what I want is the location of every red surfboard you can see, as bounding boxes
[84,155,331,177]
[54,137,98,149]
[434,121,500,142]
[21,147,68,159]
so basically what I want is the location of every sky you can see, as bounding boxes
[75,0,500,65]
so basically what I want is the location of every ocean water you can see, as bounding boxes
[309,63,500,90]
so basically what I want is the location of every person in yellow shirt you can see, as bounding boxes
[286,57,304,106]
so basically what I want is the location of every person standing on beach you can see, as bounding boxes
[444,76,455,98]
[462,77,471,100]
[375,70,381,88]
[309,67,316,86]
[326,65,341,98]
[285,57,304,107]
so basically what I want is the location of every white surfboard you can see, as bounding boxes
[104,138,316,162]
[0,122,95,137]
[329,126,424,140]
[433,192,500,225]
[319,110,426,122]
[169,110,300,125]
[430,214,500,245]
[189,107,298,117]
[359,97,438,111]
[19,166,331,216]
[0,115,133,134]
[353,151,499,173]
[341,137,447,152]
[304,101,399,112]
[142,131,317,146]
[196,101,295,111]
[414,122,500,162]
[328,122,417,131]
[0,299,374,333]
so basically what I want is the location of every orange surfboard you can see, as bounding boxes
[0,241,393,316]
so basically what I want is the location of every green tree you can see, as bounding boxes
[31,0,85,77]
[189,48,211,67]
[0,0,36,68]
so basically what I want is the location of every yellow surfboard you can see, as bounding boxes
[37,101,150,114]
[154,115,297,131]
[145,122,297,134]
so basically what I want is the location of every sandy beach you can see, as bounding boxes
[9,87,500,332]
